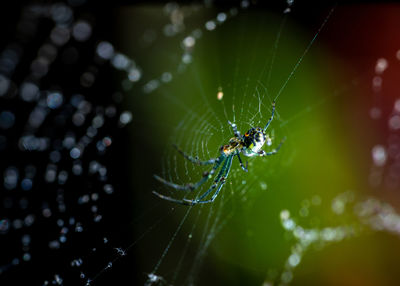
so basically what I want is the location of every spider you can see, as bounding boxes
[153,101,285,206]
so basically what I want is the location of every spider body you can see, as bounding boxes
[153,101,285,206]
[221,127,266,157]
[242,127,267,157]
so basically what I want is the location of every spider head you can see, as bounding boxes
[220,137,242,156]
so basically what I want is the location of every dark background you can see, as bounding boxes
[0,1,385,286]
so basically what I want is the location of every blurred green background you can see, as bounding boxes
[117,4,400,286]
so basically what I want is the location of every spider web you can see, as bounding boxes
[2,1,400,286]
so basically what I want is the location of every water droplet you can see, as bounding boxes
[47,92,63,109]
[119,111,132,125]
[20,82,39,102]
[288,253,301,267]
[372,145,387,166]
[96,41,114,60]
[104,184,114,194]
[389,115,400,130]
[111,53,130,70]
[217,90,223,101]
[205,21,216,31]
[128,68,141,82]
[0,219,10,233]
[217,12,227,23]
[375,58,388,74]
[183,36,195,49]
[280,210,290,220]
[72,20,92,42]
[372,76,382,91]
[369,107,381,119]
[0,111,15,129]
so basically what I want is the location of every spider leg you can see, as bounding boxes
[236,153,248,172]
[153,175,193,191]
[228,121,241,138]
[154,154,226,191]
[153,155,231,206]
[173,144,216,165]
[184,155,233,205]
[186,156,231,201]
[258,136,286,156]
[152,191,194,206]
[263,101,276,130]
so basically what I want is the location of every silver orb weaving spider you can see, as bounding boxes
[153,101,285,206]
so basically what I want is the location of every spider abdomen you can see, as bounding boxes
[242,127,266,157]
